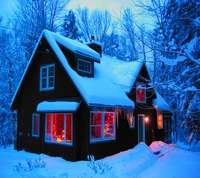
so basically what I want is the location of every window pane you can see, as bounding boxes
[48,66,54,76]
[91,113,102,125]
[104,113,115,138]
[48,77,54,87]
[46,114,51,141]
[42,78,47,88]
[105,113,114,124]
[42,68,47,78]
[91,126,102,138]
[66,114,72,143]
[52,114,64,143]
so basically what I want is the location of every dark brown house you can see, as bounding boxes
[10,30,172,161]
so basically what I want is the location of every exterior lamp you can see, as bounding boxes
[145,117,149,123]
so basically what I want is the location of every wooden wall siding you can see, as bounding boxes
[87,43,102,57]
[14,43,82,155]
[75,102,90,160]
[59,45,76,71]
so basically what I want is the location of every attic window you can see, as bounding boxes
[40,64,55,91]
[77,58,92,74]
[136,82,146,103]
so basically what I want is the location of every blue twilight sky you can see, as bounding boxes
[0,0,132,16]
[0,0,154,29]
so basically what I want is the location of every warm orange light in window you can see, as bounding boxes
[145,117,149,123]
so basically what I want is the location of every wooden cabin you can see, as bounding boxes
[10,30,172,161]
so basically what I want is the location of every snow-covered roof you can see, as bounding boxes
[51,32,101,62]
[153,91,170,111]
[11,29,170,111]
[37,101,81,112]
[100,55,144,93]
[43,30,134,109]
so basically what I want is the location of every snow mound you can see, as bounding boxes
[150,141,169,155]
[104,142,157,177]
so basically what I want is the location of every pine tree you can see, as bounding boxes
[62,10,80,40]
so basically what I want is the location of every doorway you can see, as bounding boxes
[138,114,145,143]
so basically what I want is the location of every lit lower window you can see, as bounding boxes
[32,114,40,137]
[90,112,115,142]
[45,113,72,144]
[40,64,55,91]
[77,58,92,73]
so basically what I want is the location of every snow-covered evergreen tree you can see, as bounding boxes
[154,0,200,146]
[61,10,81,40]
[0,20,25,148]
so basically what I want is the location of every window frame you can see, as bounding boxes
[32,114,40,137]
[40,64,55,91]
[90,111,116,143]
[77,58,92,74]
[45,113,73,146]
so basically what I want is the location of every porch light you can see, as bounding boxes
[145,117,149,123]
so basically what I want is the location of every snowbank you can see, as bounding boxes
[103,142,157,177]
[0,141,200,178]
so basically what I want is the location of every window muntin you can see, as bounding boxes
[90,112,115,142]
[40,64,55,91]
[32,114,40,137]
[77,58,92,74]
[45,113,72,145]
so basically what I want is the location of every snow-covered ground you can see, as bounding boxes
[0,141,199,178]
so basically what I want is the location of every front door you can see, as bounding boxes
[138,114,145,143]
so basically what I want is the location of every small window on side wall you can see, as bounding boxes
[128,116,135,128]
[32,114,40,137]
[157,110,163,129]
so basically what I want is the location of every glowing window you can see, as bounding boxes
[40,64,55,91]
[136,82,146,103]
[90,112,115,142]
[45,113,72,145]
[157,110,163,129]
[128,116,135,128]
[32,114,40,137]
